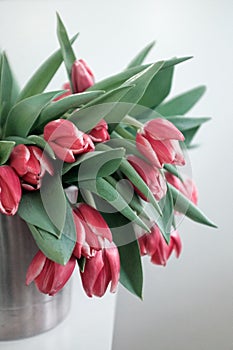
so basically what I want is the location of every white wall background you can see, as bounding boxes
[0,1,232,349]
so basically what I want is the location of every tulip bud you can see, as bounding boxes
[0,165,22,215]
[26,250,76,296]
[136,118,185,168]
[89,120,110,143]
[44,119,95,163]
[72,203,112,259]
[71,59,95,93]
[80,241,120,297]
[10,144,54,191]
[137,224,182,266]
[127,155,167,201]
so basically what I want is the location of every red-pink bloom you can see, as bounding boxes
[53,82,71,101]
[26,250,76,296]
[0,165,22,215]
[137,225,182,266]
[72,203,112,259]
[165,172,198,205]
[127,155,167,201]
[44,119,95,163]
[89,120,110,143]
[10,144,54,191]
[80,241,120,297]
[136,118,185,168]
[71,59,95,93]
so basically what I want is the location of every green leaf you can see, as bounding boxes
[40,172,67,233]
[4,91,61,137]
[89,56,191,93]
[69,86,133,133]
[156,86,206,116]
[127,41,155,69]
[98,210,143,298]
[168,183,217,228]
[18,192,60,237]
[163,164,183,182]
[118,221,143,299]
[34,90,105,131]
[5,136,36,145]
[63,148,125,182]
[182,126,200,146]
[28,222,75,265]
[118,237,143,299]
[138,65,174,109]
[0,53,20,126]
[56,13,76,89]
[17,34,78,102]
[0,140,15,164]
[105,62,165,132]
[119,159,162,216]
[105,175,150,221]
[98,138,142,158]
[27,135,56,159]
[165,116,210,131]
[78,177,150,232]
[157,185,174,242]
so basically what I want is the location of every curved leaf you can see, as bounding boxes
[78,177,150,232]
[0,140,15,165]
[127,41,155,69]
[4,91,61,137]
[56,13,76,88]
[156,86,206,116]
[168,183,217,227]
[17,34,78,101]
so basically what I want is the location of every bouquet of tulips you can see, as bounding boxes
[0,14,216,298]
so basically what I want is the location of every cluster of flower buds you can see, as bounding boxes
[23,58,198,298]
[27,199,120,297]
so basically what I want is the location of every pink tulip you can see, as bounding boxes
[89,120,110,143]
[165,172,198,205]
[53,82,71,101]
[137,225,182,266]
[72,203,112,259]
[26,250,76,296]
[136,118,185,168]
[44,119,95,163]
[0,165,22,215]
[80,241,120,297]
[71,59,95,93]
[127,155,167,201]
[10,144,54,191]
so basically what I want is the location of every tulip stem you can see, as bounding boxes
[123,115,143,129]
[114,125,135,140]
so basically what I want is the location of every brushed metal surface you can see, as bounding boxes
[0,214,71,341]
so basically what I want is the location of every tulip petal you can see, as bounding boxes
[26,250,47,285]
[144,118,185,141]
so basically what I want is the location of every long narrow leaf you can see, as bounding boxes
[0,53,20,126]
[127,41,155,69]
[168,183,217,227]
[156,86,206,116]
[78,177,150,232]
[34,90,104,131]
[56,13,76,88]
[17,34,78,102]
[120,159,162,216]
[5,91,61,137]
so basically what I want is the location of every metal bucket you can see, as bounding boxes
[0,214,71,341]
